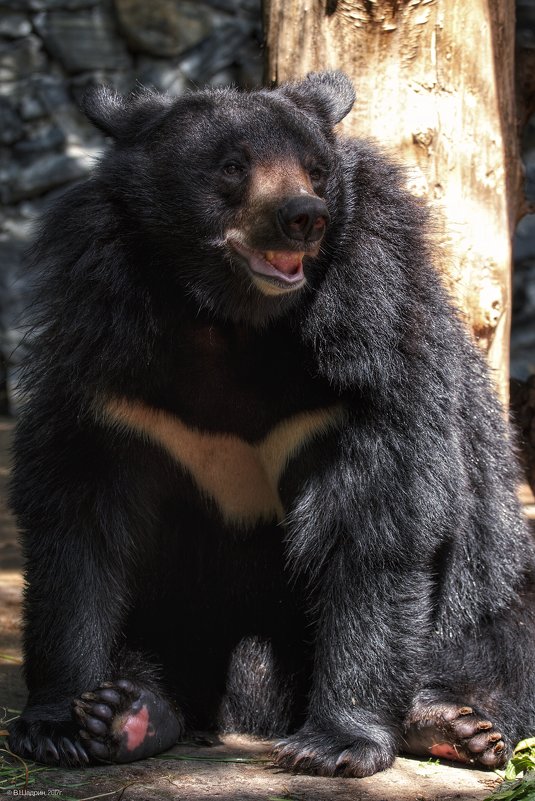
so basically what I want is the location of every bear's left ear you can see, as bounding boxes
[278,71,356,126]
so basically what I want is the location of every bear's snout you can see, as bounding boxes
[277,196,330,243]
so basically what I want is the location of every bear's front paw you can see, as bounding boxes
[273,725,395,777]
[8,716,89,767]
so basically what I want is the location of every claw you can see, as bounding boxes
[60,737,79,763]
[479,743,507,767]
[75,741,90,764]
[292,747,316,769]
[273,739,288,754]
[335,748,351,766]
[44,737,59,762]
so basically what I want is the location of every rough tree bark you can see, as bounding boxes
[264,0,522,406]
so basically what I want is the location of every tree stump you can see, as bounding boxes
[264,0,522,405]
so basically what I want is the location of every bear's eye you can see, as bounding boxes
[308,167,325,183]
[222,162,246,178]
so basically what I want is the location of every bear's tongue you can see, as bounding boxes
[230,240,305,284]
[263,250,304,277]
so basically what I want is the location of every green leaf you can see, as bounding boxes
[485,774,535,800]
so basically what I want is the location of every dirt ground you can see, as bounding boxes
[0,417,506,801]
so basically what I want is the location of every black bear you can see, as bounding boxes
[8,72,535,777]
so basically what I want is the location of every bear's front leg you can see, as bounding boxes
[8,448,184,767]
[273,553,428,777]
[8,513,120,764]
[8,516,184,766]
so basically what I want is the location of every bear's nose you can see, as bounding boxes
[277,196,330,241]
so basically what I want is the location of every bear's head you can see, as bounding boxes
[82,72,356,326]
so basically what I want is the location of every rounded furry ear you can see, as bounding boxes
[80,86,174,140]
[80,86,128,138]
[279,71,356,126]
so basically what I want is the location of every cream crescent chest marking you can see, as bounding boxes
[103,398,346,527]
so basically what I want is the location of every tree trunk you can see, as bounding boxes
[264,0,522,406]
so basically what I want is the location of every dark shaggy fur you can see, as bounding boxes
[8,72,535,777]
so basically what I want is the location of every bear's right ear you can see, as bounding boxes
[80,86,173,140]
[278,71,356,127]
[80,86,128,138]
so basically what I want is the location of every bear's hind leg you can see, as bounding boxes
[403,596,535,769]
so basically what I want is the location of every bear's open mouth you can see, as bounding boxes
[228,240,306,289]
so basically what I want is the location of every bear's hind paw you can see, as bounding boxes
[72,678,183,763]
[404,701,509,768]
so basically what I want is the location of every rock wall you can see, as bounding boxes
[0,0,262,412]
